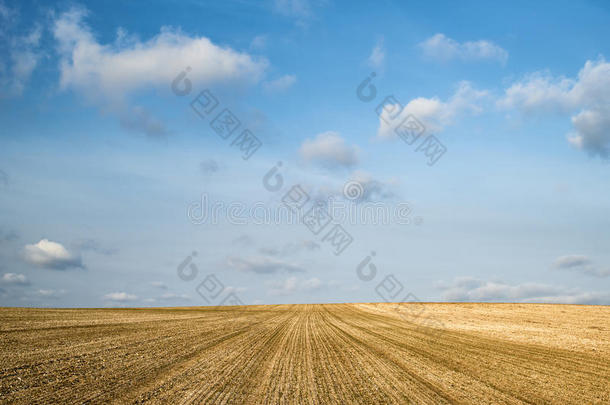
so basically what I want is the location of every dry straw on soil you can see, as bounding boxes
[1,303,609,404]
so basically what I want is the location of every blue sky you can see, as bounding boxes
[1,0,609,307]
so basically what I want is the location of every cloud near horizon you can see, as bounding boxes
[1,273,30,285]
[437,277,610,305]
[227,256,306,274]
[103,292,138,302]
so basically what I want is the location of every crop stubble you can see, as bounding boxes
[0,303,608,404]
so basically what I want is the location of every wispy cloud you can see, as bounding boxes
[367,37,385,70]
[103,292,138,302]
[262,74,296,93]
[1,273,30,286]
[227,256,306,274]
[552,255,610,278]
[36,289,66,299]
[437,277,610,304]
[419,33,508,65]
[150,281,168,289]
[267,276,323,295]
[258,240,320,257]
[200,159,220,175]
[72,239,118,255]
[0,1,42,97]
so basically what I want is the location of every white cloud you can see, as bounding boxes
[300,131,360,169]
[498,58,610,157]
[267,276,323,295]
[419,33,508,65]
[262,74,296,93]
[377,81,488,139]
[1,273,29,285]
[23,239,84,270]
[158,292,190,300]
[223,286,247,294]
[36,289,66,299]
[52,7,268,136]
[227,256,305,274]
[103,292,138,302]
[438,277,610,305]
[367,38,385,70]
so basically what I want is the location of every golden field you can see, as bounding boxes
[1,303,608,404]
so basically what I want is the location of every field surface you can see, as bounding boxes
[1,303,609,404]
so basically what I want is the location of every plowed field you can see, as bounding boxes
[1,303,608,404]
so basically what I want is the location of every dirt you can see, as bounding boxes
[1,303,608,404]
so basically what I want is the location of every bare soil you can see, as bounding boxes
[1,303,608,404]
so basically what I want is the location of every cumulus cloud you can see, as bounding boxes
[103,292,137,302]
[438,277,610,305]
[267,276,323,295]
[23,239,84,270]
[52,7,268,137]
[0,2,42,97]
[419,33,508,65]
[227,256,305,274]
[552,255,610,278]
[498,58,610,158]
[262,74,296,93]
[300,131,360,169]
[1,273,29,285]
[368,37,385,70]
[377,81,488,139]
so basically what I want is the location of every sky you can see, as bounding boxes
[1,0,610,307]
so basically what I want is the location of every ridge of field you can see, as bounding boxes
[1,303,608,404]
